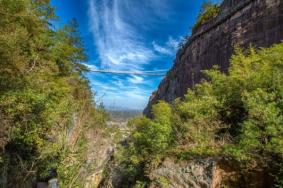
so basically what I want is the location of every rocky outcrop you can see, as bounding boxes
[144,0,283,115]
[97,158,134,188]
[84,129,114,188]
[96,126,134,188]
[149,158,273,188]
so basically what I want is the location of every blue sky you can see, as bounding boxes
[51,0,220,110]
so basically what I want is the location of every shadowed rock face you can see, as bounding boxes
[148,158,273,188]
[144,0,283,116]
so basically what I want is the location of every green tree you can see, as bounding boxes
[131,101,173,159]
[0,0,106,187]
[120,43,283,185]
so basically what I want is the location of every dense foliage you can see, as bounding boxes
[115,102,173,186]
[193,2,220,31]
[0,0,106,187]
[120,44,283,186]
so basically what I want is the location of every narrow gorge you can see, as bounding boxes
[1,0,283,187]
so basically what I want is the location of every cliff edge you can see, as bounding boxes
[144,0,283,115]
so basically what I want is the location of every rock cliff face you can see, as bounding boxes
[144,0,283,115]
[149,158,273,188]
[85,129,114,188]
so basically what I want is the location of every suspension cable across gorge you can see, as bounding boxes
[89,69,168,76]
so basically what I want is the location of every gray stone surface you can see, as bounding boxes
[148,158,273,188]
[144,0,283,116]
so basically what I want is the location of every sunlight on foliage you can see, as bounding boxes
[0,0,107,187]
[193,2,220,31]
[119,43,283,185]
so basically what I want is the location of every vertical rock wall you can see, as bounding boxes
[148,158,273,188]
[144,0,283,115]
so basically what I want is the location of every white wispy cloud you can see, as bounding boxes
[152,36,180,55]
[88,0,157,71]
[91,77,153,110]
[128,75,144,84]
[82,63,98,70]
[166,36,180,49]
[87,0,172,109]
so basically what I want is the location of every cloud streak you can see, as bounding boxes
[152,36,180,55]
[88,0,156,71]
[90,76,153,110]
[87,0,177,110]
[128,75,144,84]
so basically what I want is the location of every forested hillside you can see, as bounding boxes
[108,44,283,187]
[0,0,107,187]
[1,0,283,188]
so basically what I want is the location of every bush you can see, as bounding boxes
[129,101,173,161]
[121,43,283,184]
[116,102,173,184]
[0,0,107,186]
[193,2,220,31]
[175,44,283,160]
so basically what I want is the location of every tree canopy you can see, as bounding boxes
[0,0,106,187]
[119,44,283,187]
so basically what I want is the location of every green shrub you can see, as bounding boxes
[177,44,283,160]
[121,43,283,185]
[275,162,283,187]
[134,181,148,188]
[0,0,107,186]
[130,101,173,159]
[193,2,220,31]
[115,102,173,183]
